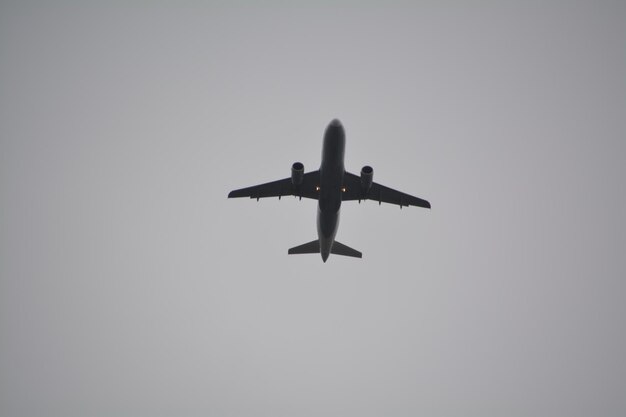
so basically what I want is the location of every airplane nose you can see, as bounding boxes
[329,118,342,128]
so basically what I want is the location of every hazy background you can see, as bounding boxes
[1,2,624,416]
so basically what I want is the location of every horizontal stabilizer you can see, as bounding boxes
[288,240,320,255]
[331,241,362,258]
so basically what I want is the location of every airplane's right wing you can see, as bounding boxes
[228,170,320,200]
[342,171,431,209]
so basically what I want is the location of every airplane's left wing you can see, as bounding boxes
[342,171,431,209]
[228,171,320,200]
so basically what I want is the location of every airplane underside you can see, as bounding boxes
[227,118,430,262]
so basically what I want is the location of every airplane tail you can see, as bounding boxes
[288,240,320,255]
[331,241,362,258]
[288,239,362,259]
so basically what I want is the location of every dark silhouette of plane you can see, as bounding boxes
[228,119,431,262]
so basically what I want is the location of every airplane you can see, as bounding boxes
[228,119,431,262]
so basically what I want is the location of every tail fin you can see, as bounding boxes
[331,241,362,258]
[288,240,320,255]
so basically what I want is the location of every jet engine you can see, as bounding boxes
[291,162,304,185]
[360,165,373,193]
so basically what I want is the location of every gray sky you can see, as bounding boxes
[1,2,625,416]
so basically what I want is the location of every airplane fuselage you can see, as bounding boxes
[317,119,345,262]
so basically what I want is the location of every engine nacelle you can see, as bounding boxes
[360,165,373,193]
[291,162,304,185]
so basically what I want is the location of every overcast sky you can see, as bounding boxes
[1,2,625,417]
